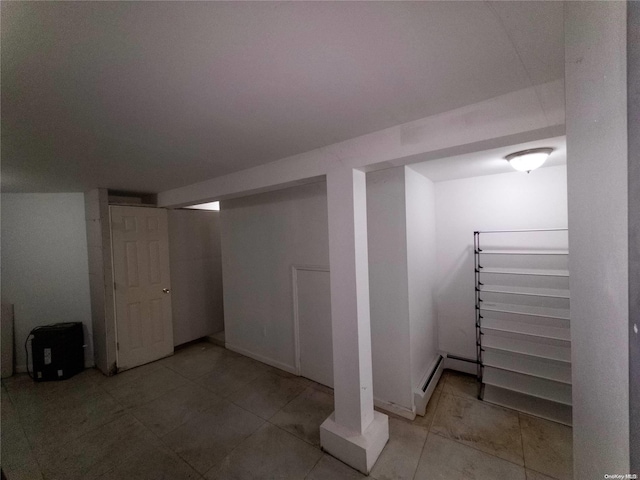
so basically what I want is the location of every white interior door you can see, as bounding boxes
[294,266,333,388]
[111,206,174,371]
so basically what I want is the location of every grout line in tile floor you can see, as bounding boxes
[407,426,430,480]
[301,449,324,480]
[517,411,528,472]
[423,373,543,477]
[8,352,333,478]
[428,398,525,472]
[428,374,567,480]
[99,362,226,479]
[92,373,206,479]
[190,372,322,477]
[2,346,570,480]
[120,366,250,477]
[137,354,316,477]
[3,387,49,479]
[145,351,331,477]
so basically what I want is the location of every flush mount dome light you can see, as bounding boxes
[505,148,553,173]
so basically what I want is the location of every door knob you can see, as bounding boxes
[163,288,170,294]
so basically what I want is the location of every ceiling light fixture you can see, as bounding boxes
[505,148,553,173]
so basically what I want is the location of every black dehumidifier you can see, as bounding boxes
[27,322,84,381]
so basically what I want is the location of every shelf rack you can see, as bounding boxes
[474,228,571,424]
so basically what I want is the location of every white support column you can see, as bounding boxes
[320,167,389,474]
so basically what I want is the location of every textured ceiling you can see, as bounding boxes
[1,1,564,193]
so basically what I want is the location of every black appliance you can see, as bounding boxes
[29,322,84,381]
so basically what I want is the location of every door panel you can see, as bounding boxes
[111,206,173,371]
[296,268,333,388]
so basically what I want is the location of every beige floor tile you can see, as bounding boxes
[414,433,526,480]
[270,386,334,446]
[431,393,524,466]
[526,469,559,480]
[4,368,106,395]
[435,372,446,393]
[161,398,264,474]
[305,454,366,480]
[2,413,44,480]
[106,365,190,408]
[412,388,442,430]
[443,371,479,400]
[129,381,222,436]
[160,344,228,379]
[2,347,567,480]
[520,413,573,480]
[204,423,322,480]
[101,361,164,392]
[227,370,308,419]
[370,417,428,480]
[98,444,201,480]
[194,354,271,398]
[2,463,45,480]
[307,380,334,396]
[290,374,314,388]
[409,371,447,429]
[6,370,107,418]
[35,414,159,480]
[20,387,126,451]
[1,386,22,433]
[263,363,305,380]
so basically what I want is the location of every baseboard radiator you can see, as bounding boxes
[413,354,444,416]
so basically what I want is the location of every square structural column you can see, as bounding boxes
[320,167,389,474]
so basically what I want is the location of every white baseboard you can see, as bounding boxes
[374,397,416,420]
[225,342,297,376]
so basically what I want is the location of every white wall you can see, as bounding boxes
[85,189,117,375]
[434,166,568,359]
[168,209,224,346]
[366,168,412,410]
[220,182,329,372]
[628,1,640,470]
[220,172,437,414]
[1,194,93,370]
[565,2,630,476]
[366,166,440,410]
[405,167,439,388]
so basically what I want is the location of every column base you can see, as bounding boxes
[319,411,389,474]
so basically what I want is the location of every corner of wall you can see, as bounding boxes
[84,189,116,375]
[403,167,440,391]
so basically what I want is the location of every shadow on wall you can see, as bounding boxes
[436,245,475,358]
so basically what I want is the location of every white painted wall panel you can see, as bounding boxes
[220,182,329,372]
[296,268,333,387]
[168,209,224,346]
[405,166,439,388]
[1,194,93,370]
[434,166,568,359]
[565,2,630,475]
[366,168,412,410]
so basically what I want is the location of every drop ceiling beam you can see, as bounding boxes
[158,80,564,207]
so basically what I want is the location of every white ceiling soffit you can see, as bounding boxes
[1,1,564,193]
[409,136,567,183]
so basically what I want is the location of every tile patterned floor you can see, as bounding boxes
[1,343,573,480]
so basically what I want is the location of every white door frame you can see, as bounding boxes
[291,264,330,376]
